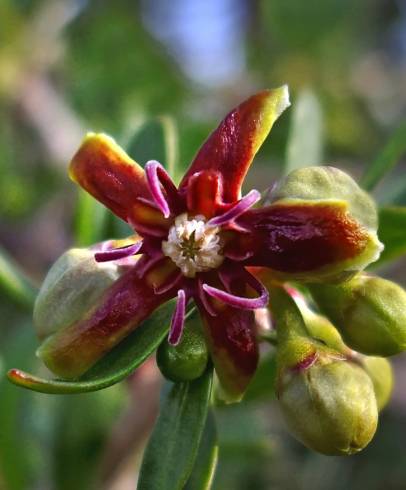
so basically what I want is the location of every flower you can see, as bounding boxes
[36,86,383,400]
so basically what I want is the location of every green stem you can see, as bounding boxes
[268,285,309,342]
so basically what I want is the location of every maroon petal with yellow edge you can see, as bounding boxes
[228,200,382,281]
[197,303,258,402]
[180,86,290,203]
[69,133,151,223]
[37,267,175,379]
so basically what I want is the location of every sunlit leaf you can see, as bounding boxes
[185,409,218,490]
[0,245,36,309]
[0,327,41,490]
[7,301,178,394]
[285,89,323,174]
[138,367,213,490]
[361,121,406,191]
[371,206,406,268]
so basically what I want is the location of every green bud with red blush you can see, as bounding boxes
[270,285,378,456]
[289,287,394,412]
[267,166,383,283]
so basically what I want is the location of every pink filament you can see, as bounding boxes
[202,271,269,310]
[198,278,218,317]
[145,161,179,219]
[168,289,187,345]
[154,272,183,295]
[208,189,261,226]
[94,241,143,262]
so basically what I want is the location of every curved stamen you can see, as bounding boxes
[208,189,261,227]
[198,278,218,317]
[168,289,187,345]
[202,271,269,310]
[135,252,164,278]
[154,271,183,295]
[224,249,254,262]
[94,241,143,263]
[145,161,178,219]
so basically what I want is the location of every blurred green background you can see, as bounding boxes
[0,1,406,489]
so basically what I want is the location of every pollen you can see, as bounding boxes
[162,213,224,278]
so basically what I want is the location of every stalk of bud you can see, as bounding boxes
[270,285,378,455]
[309,274,406,356]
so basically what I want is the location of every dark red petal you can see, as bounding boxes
[197,302,258,402]
[37,267,174,379]
[131,198,173,237]
[69,133,151,223]
[234,201,370,273]
[180,87,290,203]
[186,171,224,218]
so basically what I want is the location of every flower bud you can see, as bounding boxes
[360,356,393,411]
[268,166,383,281]
[269,166,378,231]
[34,247,120,341]
[309,274,406,356]
[290,289,393,411]
[270,285,377,455]
[277,348,378,455]
[157,319,209,382]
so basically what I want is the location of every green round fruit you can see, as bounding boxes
[157,323,209,382]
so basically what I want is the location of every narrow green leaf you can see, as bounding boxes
[361,121,406,191]
[51,386,127,490]
[0,327,41,490]
[74,189,108,247]
[371,206,406,268]
[0,245,37,309]
[138,366,213,490]
[7,300,176,394]
[185,410,218,490]
[285,89,323,175]
[124,116,179,181]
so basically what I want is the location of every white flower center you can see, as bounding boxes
[162,213,224,278]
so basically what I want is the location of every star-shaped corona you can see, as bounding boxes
[162,213,223,278]
[32,86,383,400]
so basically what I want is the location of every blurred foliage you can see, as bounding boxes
[0,0,406,489]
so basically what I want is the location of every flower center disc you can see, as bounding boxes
[162,213,224,278]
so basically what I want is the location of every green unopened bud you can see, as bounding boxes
[270,285,377,455]
[34,248,120,341]
[277,348,378,455]
[309,274,406,356]
[359,356,393,411]
[157,320,209,382]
